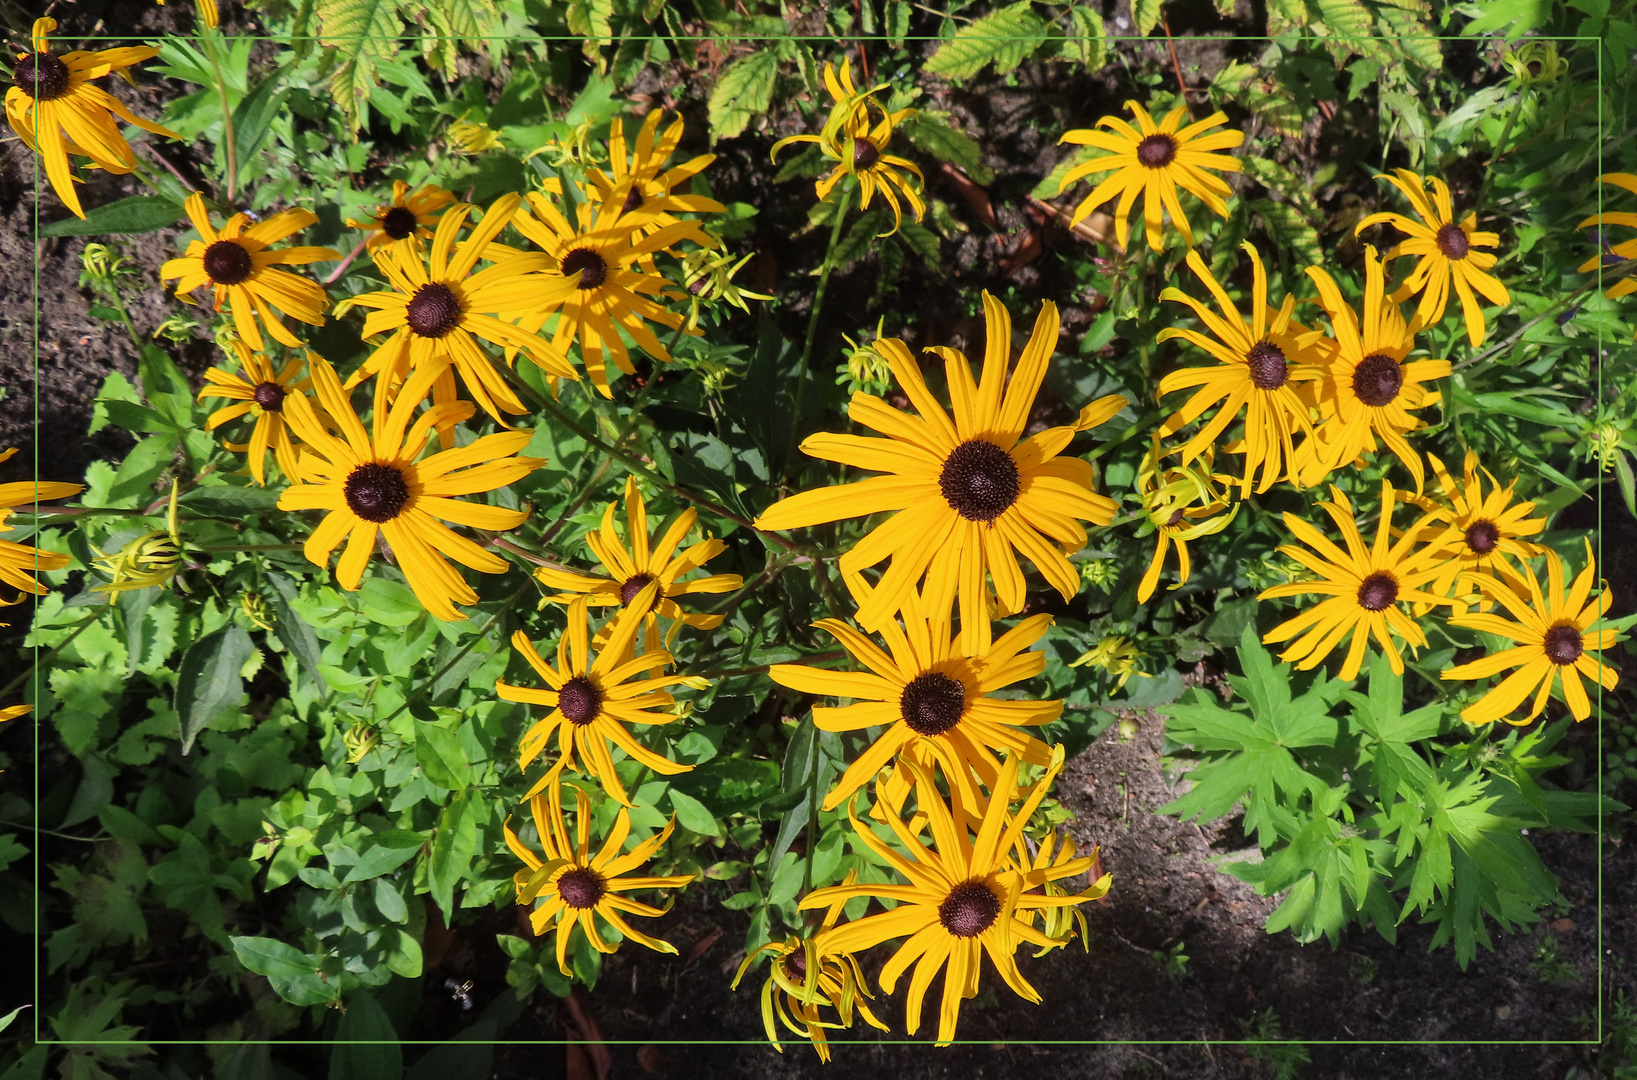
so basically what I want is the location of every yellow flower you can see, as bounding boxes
[772,59,925,236]
[496,588,701,806]
[336,192,577,436]
[755,293,1125,634]
[533,476,742,653]
[0,447,82,606]
[803,748,1110,1045]
[588,110,726,246]
[197,338,309,486]
[1019,829,1100,955]
[504,778,694,978]
[1411,450,1546,615]
[1068,635,1151,695]
[1297,246,1452,493]
[1056,100,1243,252]
[1503,41,1569,86]
[1133,440,1237,603]
[1157,243,1328,494]
[731,870,889,1062]
[160,192,339,352]
[1575,173,1637,300]
[92,479,183,596]
[1441,541,1618,725]
[1355,169,1509,347]
[276,354,543,622]
[768,589,1059,814]
[676,247,774,333]
[504,191,710,398]
[5,18,182,219]
[346,180,457,255]
[447,116,502,155]
[0,704,31,723]
[1259,480,1450,680]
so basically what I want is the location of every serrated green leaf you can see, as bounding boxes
[900,112,993,185]
[1248,198,1323,266]
[317,0,406,132]
[1066,6,1107,68]
[926,1,1048,81]
[708,49,780,141]
[1133,0,1163,35]
[1376,6,1443,69]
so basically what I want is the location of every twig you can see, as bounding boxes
[140,142,197,194]
[1161,20,1193,107]
[323,237,370,285]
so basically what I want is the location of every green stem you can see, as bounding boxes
[0,613,100,701]
[1475,91,1528,217]
[785,184,856,484]
[1086,407,1167,461]
[200,27,238,203]
[800,720,822,895]
[1451,272,1617,374]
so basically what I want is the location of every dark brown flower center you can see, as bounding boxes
[1246,340,1289,390]
[939,439,1021,522]
[343,462,410,523]
[558,675,602,726]
[1136,134,1177,169]
[1464,520,1499,555]
[404,282,463,338]
[1352,353,1404,408]
[781,948,808,982]
[1435,223,1470,260]
[1356,572,1398,612]
[938,880,1001,938]
[379,205,418,240]
[252,382,286,411]
[622,186,645,213]
[202,240,254,286]
[1543,622,1583,666]
[556,867,605,909]
[1527,60,1544,77]
[619,572,656,608]
[853,138,881,170]
[12,52,70,101]
[899,672,966,736]
[1166,508,1187,528]
[560,248,608,290]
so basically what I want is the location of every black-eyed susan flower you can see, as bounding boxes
[1157,243,1328,494]
[1133,440,1237,603]
[772,59,925,236]
[276,354,543,622]
[1056,101,1243,252]
[92,479,185,597]
[588,110,725,245]
[1297,246,1451,493]
[1442,541,1617,724]
[197,338,307,486]
[1355,169,1508,347]
[1503,40,1569,86]
[1576,173,1637,301]
[6,18,182,220]
[504,778,694,978]
[731,870,889,1062]
[755,293,1125,634]
[0,447,82,609]
[1412,450,1546,615]
[502,191,709,398]
[336,193,577,433]
[768,590,1059,814]
[1259,480,1450,680]
[803,748,1110,1046]
[497,589,703,806]
[675,247,774,333]
[1018,828,1100,955]
[533,476,742,653]
[160,193,339,352]
[346,180,457,255]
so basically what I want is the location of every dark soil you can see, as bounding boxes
[12,6,1631,1077]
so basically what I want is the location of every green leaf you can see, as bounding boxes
[178,485,281,515]
[667,788,719,837]
[1132,0,1163,35]
[100,401,179,436]
[374,878,409,923]
[175,626,255,755]
[37,196,186,238]
[899,113,993,185]
[708,49,780,141]
[384,927,424,979]
[414,719,472,790]
[1065,5,1107,68]
[0,1006,27,1036]
[1248,199,1322,267]
[428,791,480,922]
[108,433,179,506]
[330,991,402,1080]
[317,0,406,132]
[403,1022,496,1080]
[264,573,327,692]
[232,935,338,1006]
[231,69,289,193]
[926,1,1048,81]
[342,831,429,884]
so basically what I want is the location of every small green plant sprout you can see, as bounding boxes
[1241,1008,1312,1080]
[1152,939,1189,979]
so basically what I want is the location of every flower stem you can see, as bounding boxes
[200,27,239,203]
[784,183,856,484]
[800,719,822,895]
[1475,91,1527,217]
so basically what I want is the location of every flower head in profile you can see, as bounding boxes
[1068,635,1150,695]
[772,59,925,236]
[346,180,457,255]
[756,293,1125,634]
[160,192,339,352]
[1259,480,1449,680]
[1411,450,1546,615]
[803,748,1110,1046]
[335,193,576,435]
[1576,173,1637,302]
[276,354,543,621]
[1297,246,1451,493]
[731,870,889,1062]
[1441,541,1618,725]
[0,447,83,610]
[6,18,182,219]
[1157,243,1328,495]
[1355,169,1508,347]
[1503,41,1569,87]
[534,477,742,654]
[1056,101,1243,252]
[92,479,184,597]
[497,589,703,807]
[505,778,694,978]
[675,247,774,333]
[1132,440,1237,603]
[197,337,309,486]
